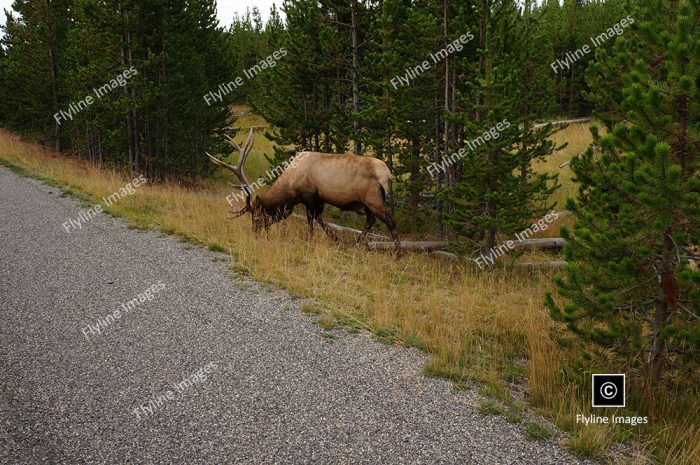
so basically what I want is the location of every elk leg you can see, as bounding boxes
[305,206,315,239]
[383,212,402,254]
[313,204,339,243]
[368,207,402,255]
[357,208,376,244]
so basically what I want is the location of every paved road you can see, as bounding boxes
[0,166,588,464]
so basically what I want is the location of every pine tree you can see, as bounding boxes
[0,0,73,149]
[255,0,329,154]
[547,0,700,382]
[444,0,558,255]
[360,0,443,231]
[0,35,7,124]
[60,0,122,166]
[513,0,560,183]
[1,0,232,178]
[148,0,232,179]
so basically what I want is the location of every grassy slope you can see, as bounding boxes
[0,117,697,465]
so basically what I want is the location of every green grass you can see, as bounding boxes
[208,243,227,253]
[505,403,525,424]
[301,303,323,315]
[316,315,340,330]
[478,400,504,416]
[374,328,397,345]
[504,363,525,383]
[525,421,552,441]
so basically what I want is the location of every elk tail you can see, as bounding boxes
[379,174,392,202]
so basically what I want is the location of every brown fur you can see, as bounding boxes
[207,131,401,251]
[252,152,400,250]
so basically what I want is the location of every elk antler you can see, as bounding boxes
[205,127,255,218]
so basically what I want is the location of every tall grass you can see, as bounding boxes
[0,124,697,465]
[535,122,602,209]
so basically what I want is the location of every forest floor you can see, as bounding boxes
[1,117,697,464]
[0,165,590,464]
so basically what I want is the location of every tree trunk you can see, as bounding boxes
[49,47,61,152]
[351,0,361,155]
[521,117,530,183]
[651,230,676,381]
[651,297,669,381]
[443,0,450,176]
[520,0,531,183]
[485,227,496,255]
[435,92,445,238]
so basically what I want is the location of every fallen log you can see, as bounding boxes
[512,238,566,250]
[229,125,270,131]
[430,250,459,260]
[553,210,573,218]
[291,212,567,259]
[516,260,567,269]
[367,241,449,251]
[533,117,592,129]
[291,213,388,241]
[324,223,388,241]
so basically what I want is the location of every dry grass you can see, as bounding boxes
[534,122,603,209]
[1,122,697,465]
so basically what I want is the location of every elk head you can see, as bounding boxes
[205,128,269,232]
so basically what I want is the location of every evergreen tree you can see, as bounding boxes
[0,0,231,179]
[227,7,267,105]
[0,38,7,124]
[0,0,73,149]
[360,0,443,230]
[539,0,626,117]
[513,0,560,182]
[255,0,329,154]
[547,0,700,381]
[444,0,558,255]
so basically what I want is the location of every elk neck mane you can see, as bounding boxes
[254,154,307,214]
[255,175,296,217]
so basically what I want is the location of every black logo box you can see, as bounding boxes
[592,374,625,407]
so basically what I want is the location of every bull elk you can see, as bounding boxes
[205,128,401,251]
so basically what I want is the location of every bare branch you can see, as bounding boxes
[679,303,700,321]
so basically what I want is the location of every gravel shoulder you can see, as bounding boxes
[0,166,590,464]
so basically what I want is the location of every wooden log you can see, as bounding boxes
[516,260,567,269]
[554,210,574,218]
[229,125,271,131]
[367,241,449,251]
[512,238,566,250]
[430,250,459,261]
[533,117,592,129]
[291,213,388,241]
[325,222,388,241]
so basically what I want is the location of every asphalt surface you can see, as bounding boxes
[0,166,590,464]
